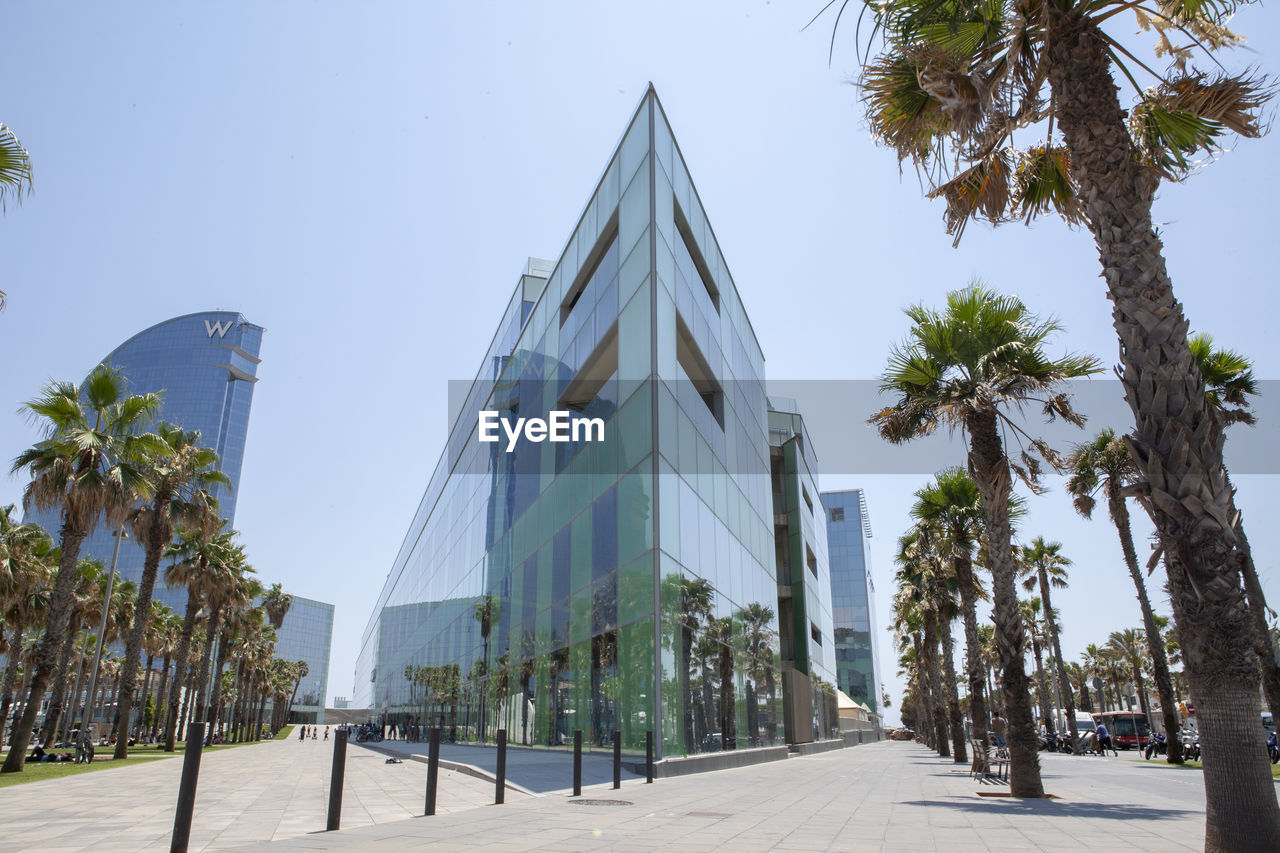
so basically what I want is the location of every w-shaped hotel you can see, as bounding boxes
[355,88,881,764]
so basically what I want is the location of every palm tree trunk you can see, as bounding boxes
[1032,637,1053,743]
[910,633,933,748]
[0,624,25,748]
[60,635,92,744]
[139,653,155,738]
[164,592,200,751]
[1046,19,1279,848]
[940,619,966,763]
[40,624,79,747]
[152,655,171,740]
[923,612,949,757]
[1106,487,1183,762]
[965,409,1043,796]
[1038,569,1080,751]
[1234,517,1280,738]
[1,524,87,773]
[207,631,232,744]
[953,553,990,756]
[115,511,169,759]
[194,609,222,727]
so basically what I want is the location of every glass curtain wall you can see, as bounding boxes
[355,89,780,758]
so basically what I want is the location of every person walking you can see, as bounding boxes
[324,726,329,741]
[990,712,1008,749]
[299,725,306,741]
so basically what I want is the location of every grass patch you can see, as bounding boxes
[0,754,173,788]
[1133,758,1280,779]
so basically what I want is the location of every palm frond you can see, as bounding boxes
[1013,145,1085,226]
[0,123,33,211]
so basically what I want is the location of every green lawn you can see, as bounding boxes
[0,753,173,788]
[0,729,291,788]
[1134,757,1280,779]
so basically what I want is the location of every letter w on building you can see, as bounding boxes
[205,319,234,338]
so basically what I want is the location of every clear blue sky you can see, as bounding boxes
[2,3,1277,720]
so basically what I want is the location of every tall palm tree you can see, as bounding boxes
[1018,538,1079,751]
[1067,429,1182,762]
[3,367,161,772]
[666,574,713,753]
[473,594,499,742]
[114,423,227,758]
[738,601,777,746]
[847,0,1277,839]
[1108,629,1153,723]
[1065,662,1092,713]
[873,283,1099,796]
[1020,598,1056,740]
[161,524,229,750]
[262,583,292,630]
[39,558,101,747]
[911,469,991,755]
[1185,334,1280,735]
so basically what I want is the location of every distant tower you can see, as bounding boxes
[25,311,264,609]
[820,489,882,721]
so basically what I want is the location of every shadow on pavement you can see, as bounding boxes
[901,799,1198,821]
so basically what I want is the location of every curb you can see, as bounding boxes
[352,741,540,797]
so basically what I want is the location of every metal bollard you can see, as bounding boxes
[612,730,621,789]
[572,729,582,797]
[326,729,347,831]
[646,730,654,783]
[495,729,507,805]
[170,721,205,853]
[425,727,441,816]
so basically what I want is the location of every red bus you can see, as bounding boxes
[1096,711,1151,749]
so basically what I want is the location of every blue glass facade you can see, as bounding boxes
[273,595,334,724]
[355,90,793,757]
[820,489,882,721]
[25,311,263,611]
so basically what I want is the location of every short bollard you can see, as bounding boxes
[645,730,654,783]
[612,730,621,789]
[572,729,583,797]
[170,721,205,853]
[495,729,507,805]
[425,727,441,816]
[326,729,348,831]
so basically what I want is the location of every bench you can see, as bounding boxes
[969,736,1009,782]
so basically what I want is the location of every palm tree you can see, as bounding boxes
[910,469,990,755]
[1067,429,1182,762]
[39,558,101,747]
[738,601,777,746]
[114,423,227,757]
[1018,538,1079,751]
[1065,662,1092,713]
[473,594,499,742]
[666,574,713,753]
[0,121,32,215]
[1020,598,1056,740]
[3,367,161,772]
[872,283,1099,796]
[1185,334,1280,737]
[1108,629,1153,723]
[262,583,292,630]
[846,0,1278,839]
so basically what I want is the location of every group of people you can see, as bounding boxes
[26,729,98,764]
[297,725,330,741]
[984,712,1121,755]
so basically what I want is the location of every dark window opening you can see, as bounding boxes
[675,312,724,429]
[830,507,845,523]
[560,322,618,412]
[673,202,720,313]
[806,545,818,578]
[810,623,822,646]
[560,215,620,327]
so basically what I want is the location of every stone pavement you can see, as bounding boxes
[0,733,520,852]
[228,741,1241,853]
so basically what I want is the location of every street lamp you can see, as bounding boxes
[76,525,127,742]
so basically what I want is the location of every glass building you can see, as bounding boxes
[25,311,264,612]
[273,595,334,724]
[355,88,802,758]
[820,489,882,723]
[768,399,840,743]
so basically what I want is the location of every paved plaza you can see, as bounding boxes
[229,741,1228,852]
[5,735,1274,852]
[0,735,515,852]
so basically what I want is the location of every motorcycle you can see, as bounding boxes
[1180,729,1200,762]
[1144,732,1167,760]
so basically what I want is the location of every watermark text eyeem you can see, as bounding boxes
[478,410,605,452]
